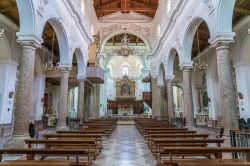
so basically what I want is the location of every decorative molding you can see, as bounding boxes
[202,0,215,17]
[209,32,235,48]
[101,23,150,41]
[37,0,49,17]
[16,32,43,48]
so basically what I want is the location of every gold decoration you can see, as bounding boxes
[193,29,208,71]
[43,32,60,72]
[114,34,134,57]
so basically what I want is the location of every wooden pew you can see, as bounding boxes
[178,163,250,166]
[24,139,99,159]
[151,138,224,155]
[56,130,108,137]
[0,149,89,165]
[1,160,71,166]
[159,147,250,166]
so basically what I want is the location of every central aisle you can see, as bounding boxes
[93,125,157,166]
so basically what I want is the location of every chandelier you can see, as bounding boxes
[114,34,134,57]
[193,29,208,71]
[43,32,60,72]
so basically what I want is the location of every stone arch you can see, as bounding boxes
[16,0,35,34]
[0,34,12,61]
[166,48,180,77]
[217,0,236,33]
[182,17,212,64]
[100,30,151,53]
[241,34,250,62]
[71,47,86,77]
[157,63,165,87]
[40,18,70,65]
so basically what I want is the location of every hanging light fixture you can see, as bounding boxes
[113,0,134,57]
[193,29,208,71]
[43,32,59,72]
[114,34,134,57]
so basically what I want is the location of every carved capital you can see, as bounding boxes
[165,75,175,82]
[209,32,235,49]
[16,33,43,49]
[179,61,193,70]
[58,63,71,71]
[77,75,86,81]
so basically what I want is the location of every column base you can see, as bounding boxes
[4,135,30,148]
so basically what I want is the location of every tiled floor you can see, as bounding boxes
[93,125,157,166]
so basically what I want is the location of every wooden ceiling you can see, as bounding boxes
[106,33,145,46]
[93,0,159,18]
[233,0,250,25]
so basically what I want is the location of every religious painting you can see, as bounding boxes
[116,76,135,99]
[121,84,130,96]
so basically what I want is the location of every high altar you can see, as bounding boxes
[116,76,135,115]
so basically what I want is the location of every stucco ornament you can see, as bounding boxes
[37,0,49,17]
[202,0,215,17]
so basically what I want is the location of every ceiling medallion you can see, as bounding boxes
[114,34,134,57]
[193,29,208,71]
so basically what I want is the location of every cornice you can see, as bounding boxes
[147,0,186,60]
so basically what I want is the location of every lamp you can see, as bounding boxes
[114,34,134,57]
[43,32,59,72]
[193,29,208,71]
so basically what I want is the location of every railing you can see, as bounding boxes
[230,130,250,159]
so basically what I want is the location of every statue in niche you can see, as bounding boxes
[203,92,209,108]
[121,84,130,96]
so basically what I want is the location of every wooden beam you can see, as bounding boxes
[95,0,121,9]
[95,8,156,12]
[130,0,158,9]
[234,7,250,15]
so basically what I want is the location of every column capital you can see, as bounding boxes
[58,63,71,71]
[16,32,43,48]
[179,62,193,70]
[77,75,86,81]
[209,32,235,49]
[164,75,175,82]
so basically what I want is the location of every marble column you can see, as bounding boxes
[182,67,195,127]
[58,66,70,128]
[165,79,175,121]
[12,42,40,137]
[151,77,161,117]
[77,77,85,120]
[210,36,239,132]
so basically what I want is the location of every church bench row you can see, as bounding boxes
[24,139,99,159]
[159,147,250,166]
[0,119,117,165]
[0,149,89,165]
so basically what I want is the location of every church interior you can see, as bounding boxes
[0,0,250,165]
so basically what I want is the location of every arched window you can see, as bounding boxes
[157,24,161,36]
[122,66,129,76]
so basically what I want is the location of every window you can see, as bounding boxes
[122,67,129,76]
[157,24,161,36]
[91,25,94,35]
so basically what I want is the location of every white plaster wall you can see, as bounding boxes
[0,62,17,124]
[32,74,45,120]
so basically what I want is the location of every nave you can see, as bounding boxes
[0,118,249,166]
[93,124,156,166]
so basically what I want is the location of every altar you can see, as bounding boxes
[107,75,144,115]
[118,105,134,116]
